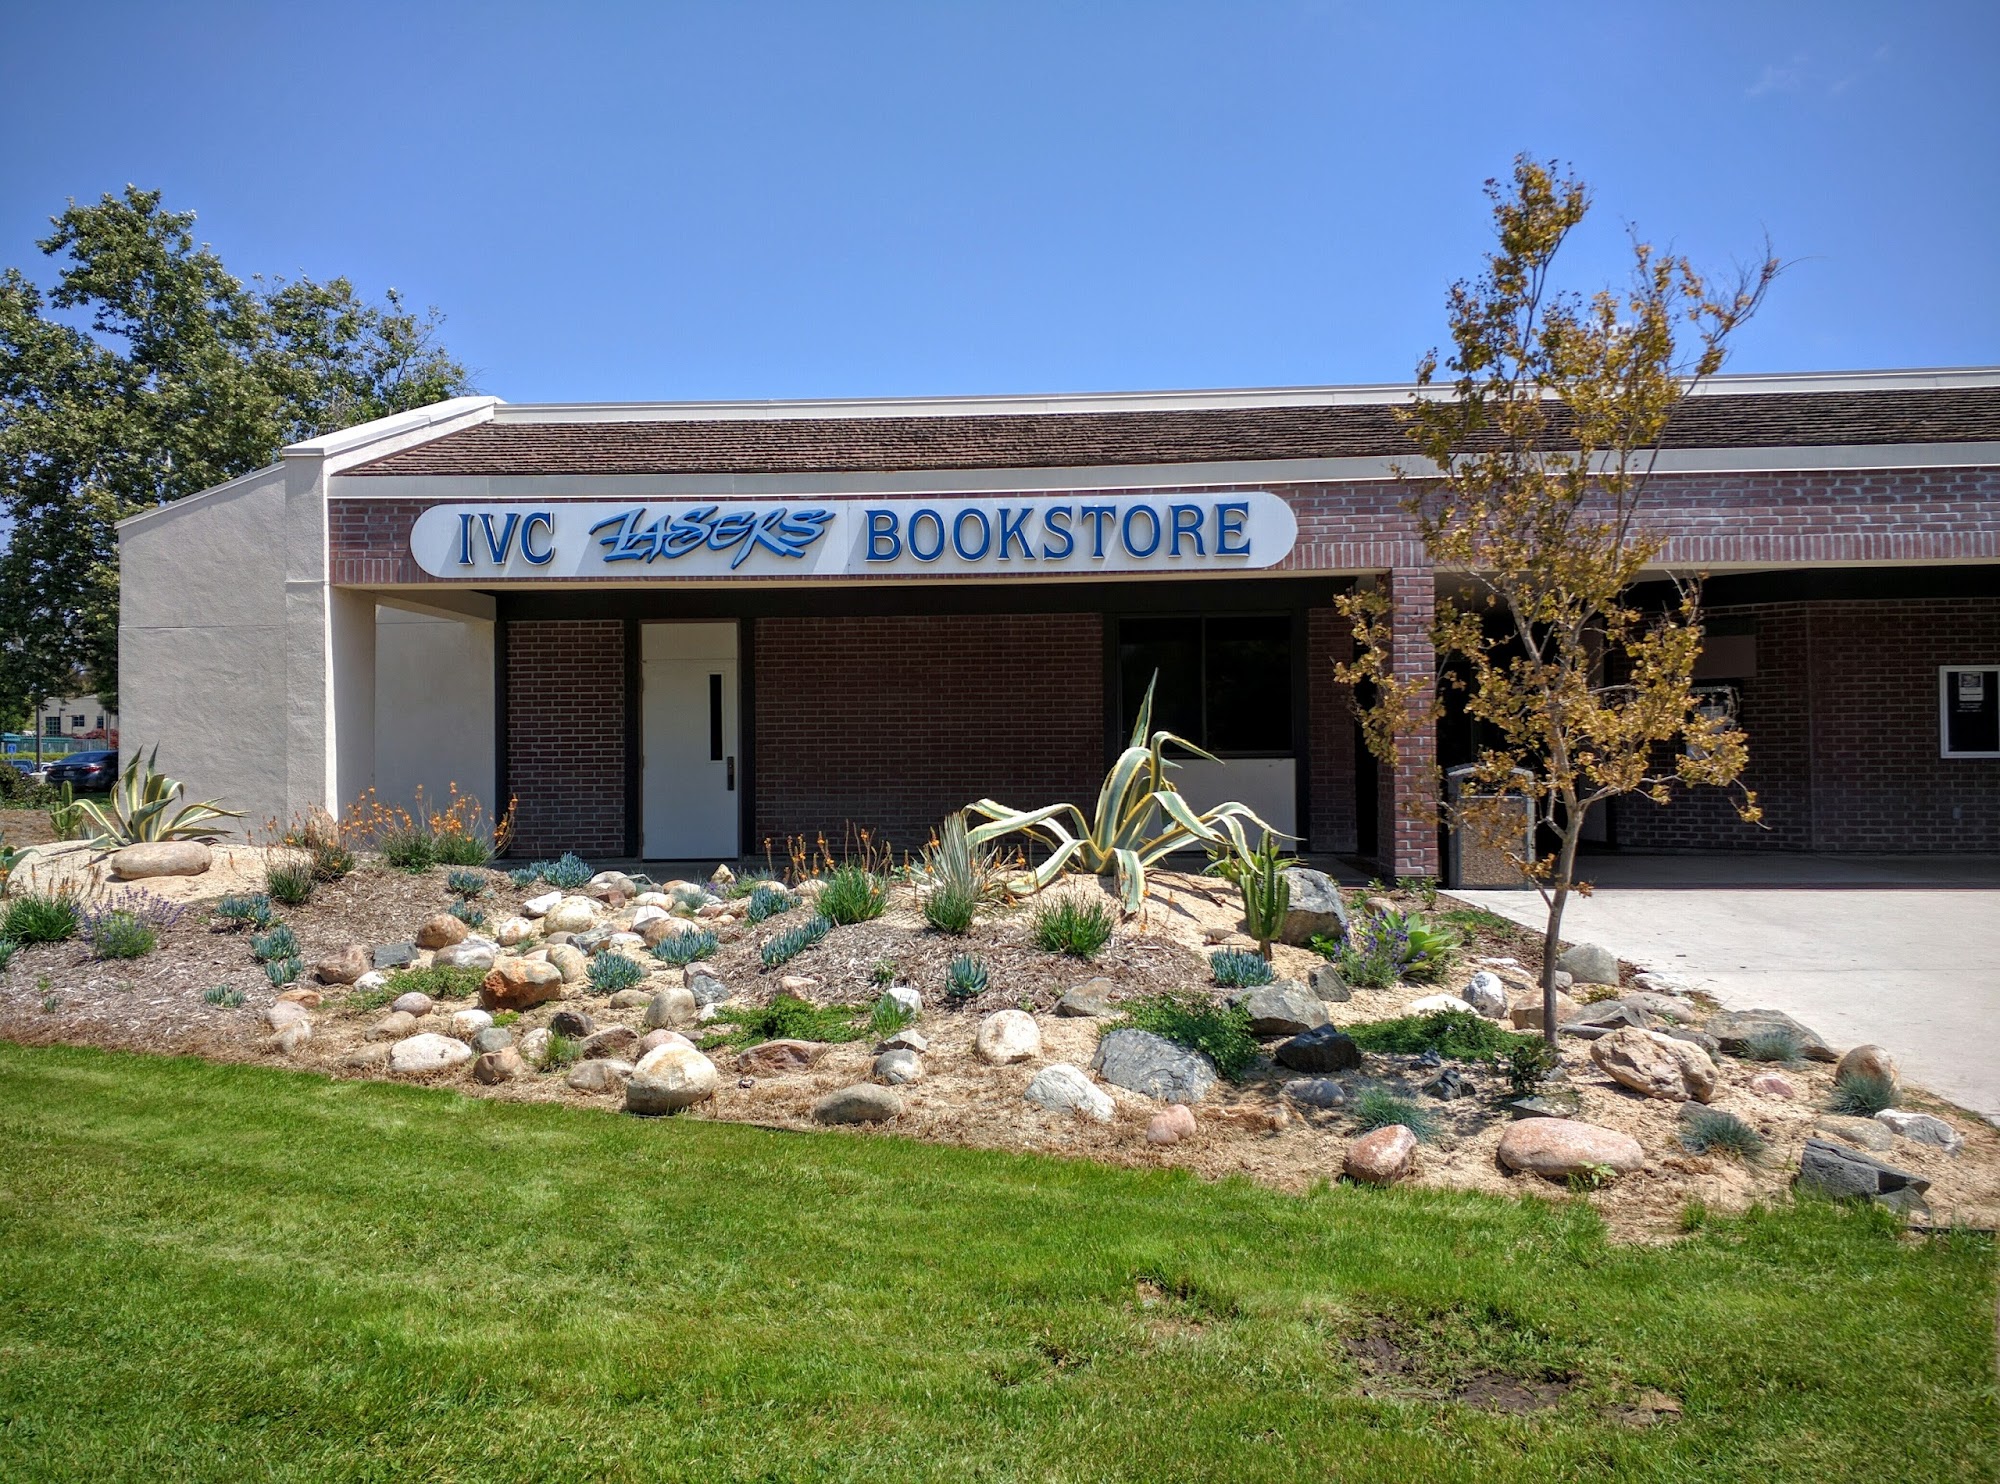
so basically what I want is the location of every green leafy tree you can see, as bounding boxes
[1337,158,1778,1045]
[0,186,473,707]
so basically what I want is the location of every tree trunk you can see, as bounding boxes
[1539,816,1585,1050]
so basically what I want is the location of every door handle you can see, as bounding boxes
[727,756,736,791]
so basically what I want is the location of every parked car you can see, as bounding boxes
[46,750,117,790]
[6,757,51,785]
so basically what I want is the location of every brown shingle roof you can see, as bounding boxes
[347,386,2000,478]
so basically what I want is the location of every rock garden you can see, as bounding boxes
[2,764,1994,1241]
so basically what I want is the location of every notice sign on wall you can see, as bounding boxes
[1940,666,2000,758]
[407,493,1298,580]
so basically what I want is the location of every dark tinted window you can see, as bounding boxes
[1117,614,1293,754]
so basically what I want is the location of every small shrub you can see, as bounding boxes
[944,952,990,1002]
[447,901,487,929]
[446,868,490,899]
[541,852,592,890]
[432,831,494,868]
[86,910,157,960]
[203,985,245,1008]
[1350,1088,1437,1141]
[726,869,777,899]
[922,885,977,936]
[1502,1038,1558,1097]
[761,913,833,969]
[1343,1009,1540,1062]
[587,953,647,994]
[1337,913,1407,989]
[345,981,394,1013]
[870,995,916,1036]
[744,883,794,925]
[378,829,436,873]
[40,992,58,1013]
[1209,949,1275,989]
[543,1032,580,1069]
[1396,874,1441,910]
[2,892,80,944]
[817,865,888,925]
[1567,1163,1619,1193]
[0,938,16,972]
[265,855,316,907]
[491,1009,520,1027]
[508,866,540,889]
[264,956,304,987]
[1032,896,1116,958]
[1119,993,1259,1081]
[383,964,488,1002]
[1678,1105,1767,1160]
[1400,918,1462,984]
[1827,1070,1898,1117]
[249,924,301,963]
[214,893,274,931]
[308,836,356,881]
[870,957,897,987]
[706,992,868,1048]
[1307,931,1346,959]
[651,929,719,967]
[1738,1027,1804,1065]
[1438,905,1515,937]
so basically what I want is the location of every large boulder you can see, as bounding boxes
[1344,1124,1418,1185]
[643,987,699,1029]
[545,944,589,984]
[1146,1105,1197,1146]
[1234,981,1329,1037]
[369,1012,419,1042]
[548,1008,595,1039]
[735,1039,824,1075]
[495,916,535,947]
[314,945,372,986]
[566,1058,635,1093]
[1405,993,1477,1016]
[1091,1029,1217,1104]
[480,957,565,1011]
[1274,1025,1362,1074]
[1877,1109,1964,1153]
[1814,1114,1894,1153]
[469,1025,514,1055]
[1508,990,1582,1031]
[1556,942,1620,986]
[390,990,434,1017]
[1837,1044,1899,1086]
[449,1008,493,1038]
[625,1044,719,1114]
[1795,1137,1930,1211]
[1023,1063,1114,1123]
[1589,1027,1718,1102]
[432,940,496,971]
[873,1049,925,1085]
[543,896,601,934]
[373,941,419,970]
[416,914,469,951]
[1496,1118,1645,1179]
[1279,867,1349,946]
[1057,979,1118,1017]
[1309,960,1351,1004]
[579,1025,638,1060]
[110,841,211,880]
[1461,971,1509,1020]
[473,1047,525,1084]
[1281,1077,1348,1109]
[976,1010,1042,1066]
[686,972,732,1008]
[812,1084,903,1125]
[1707,1008,1835,1063]
[388,1033,474,1076]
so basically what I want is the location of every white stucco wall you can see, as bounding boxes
[119,464,295,835]
[374,607,495,811]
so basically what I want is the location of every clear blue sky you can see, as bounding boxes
[2,1,1995,403]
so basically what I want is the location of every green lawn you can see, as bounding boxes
[0,1044,1992,1482]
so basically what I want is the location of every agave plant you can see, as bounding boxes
[74,748,241,849]
[968,676,1286,913]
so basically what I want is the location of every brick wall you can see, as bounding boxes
[1614,597,2000,852]
[752,613,1104,853]
[503,619,627,857]
[1306,605,1357,853]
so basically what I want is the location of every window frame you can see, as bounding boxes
[1939,664,2000,760]
[1112,610,1301,760]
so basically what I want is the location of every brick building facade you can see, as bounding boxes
[119,369,2000,879]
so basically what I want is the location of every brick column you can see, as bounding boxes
[1378,568,1440,878]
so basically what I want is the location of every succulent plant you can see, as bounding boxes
[945,953,989,1001]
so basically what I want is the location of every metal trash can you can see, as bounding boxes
[1445,765,1535,889]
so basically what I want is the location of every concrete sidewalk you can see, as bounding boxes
[1448,856,2000,1124]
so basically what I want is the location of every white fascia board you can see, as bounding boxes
[330,440,2000,504]
[283,396,503,472]
[487,366,2000,425]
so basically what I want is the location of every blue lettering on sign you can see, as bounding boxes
[1168,503,1204,557]
[521,512,555,565]
[480,512,520,564]
[587,506,834,570]
[997,506,1033,560]
[1041,506,1074,559]
[1079,504,1116,559]
[865,510,901,561]
[907,508,945,562]
[1121,504,1161,558]
[1215,501,1251,556]
[952,508,991,561]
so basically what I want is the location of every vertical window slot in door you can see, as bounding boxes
[708,673,723,760]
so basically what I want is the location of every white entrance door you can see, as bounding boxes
[641,622,739,860]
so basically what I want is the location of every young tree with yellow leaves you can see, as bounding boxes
[1339,157,1780,1044]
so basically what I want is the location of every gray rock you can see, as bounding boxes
[389,991,433,1017]
[1556,943,1620,986]
[1707,1008,1835,1062]
[1571,1001,1653,1031]
[1280,867,1349,946]
[687,971,732,1008]
[1235,980,1330,1037]
[1461,971,1508,1019]
[565,1058,635,1093]
[373,941,419,970]
[1309,960,1351,1003]
[432,941,496,971]
[1795,1137,1930,1210]
[1056,980,1118,1017]
[1091,1028,1218,1104]
[580,1024,639,1060]
[469,1026,514,1055]
[1815,1114,1895,1153]
[1283,1077,1348,1109]
[1274,1025,1362,1074]
[873,1049,924,1085]
[878,1029,929,1054]
[549,1008,596,1039]
[1662,1027,1720,1056]
[643,987,698,1029]
[388,1033,474,1076]
[607,988,651,1010]
[1877,1109,1964,1153]
[1023,1063,1114,1122]
[883,985,923,1018]
[1508,1090,1583,1119]
[812,1084,903,1124]
[1427,1067,1471,1100]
